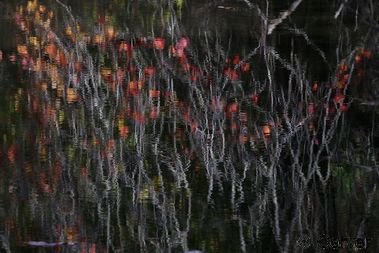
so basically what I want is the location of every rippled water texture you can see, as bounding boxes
[0,0,378,252]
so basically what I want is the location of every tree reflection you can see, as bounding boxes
[0,0,378,252]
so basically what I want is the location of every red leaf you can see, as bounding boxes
[333,94,345,104]
[153,38,165,50]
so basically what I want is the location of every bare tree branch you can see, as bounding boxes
[268,0,303,35]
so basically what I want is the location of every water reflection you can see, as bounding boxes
[0,0,378,252]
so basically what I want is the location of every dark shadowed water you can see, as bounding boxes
[0,0,378,252]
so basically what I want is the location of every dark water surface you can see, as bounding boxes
[0,0,378,252]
